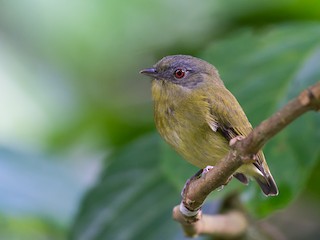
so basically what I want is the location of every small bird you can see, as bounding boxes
[140,55,278,196]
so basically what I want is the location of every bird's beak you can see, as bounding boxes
[139,68,158,78]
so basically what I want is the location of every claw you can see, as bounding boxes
[181,166,214,197]
[202,165,214,177]
[181,178,191,197]
[229,135,245,147]
[218,175,234,191]
[241,153,259,164]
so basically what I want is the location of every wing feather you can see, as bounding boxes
[204,86,265,166]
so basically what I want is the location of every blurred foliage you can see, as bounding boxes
[0,146,100,240]
[70,134,180,240]
[0,0,320,239]
[0,215,65,240]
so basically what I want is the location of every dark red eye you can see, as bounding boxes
[174,69,186,79]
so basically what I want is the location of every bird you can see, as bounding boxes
[140,55,278,196]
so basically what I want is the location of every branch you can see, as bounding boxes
[173,81,320,238]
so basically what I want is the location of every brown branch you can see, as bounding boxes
[173,194,249,238]
[173,81,320,238]
[173,207,247,238]
[237,81,320,153]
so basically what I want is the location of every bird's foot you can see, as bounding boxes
[218,174,234,191]
[181,179,190,198]
[229,135,245,147]
[202,165,214,177]
[225,174,234,185]
[181,169,202,197]
[241,153,259,164]
[181,166,214,197]
[230,136,258,164]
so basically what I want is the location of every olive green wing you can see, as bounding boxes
[203,87,258,185]
[203,87,278,195]
[204,87,253,141]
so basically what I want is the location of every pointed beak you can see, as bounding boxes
[139,68,158,78]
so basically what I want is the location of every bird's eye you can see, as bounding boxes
[174,69,186,79]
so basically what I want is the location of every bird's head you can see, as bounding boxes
[140,55,222,89]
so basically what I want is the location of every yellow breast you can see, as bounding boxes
[152,80,230,168]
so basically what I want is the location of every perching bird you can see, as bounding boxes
[140,55,278,196]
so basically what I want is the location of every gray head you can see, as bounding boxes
[140,55,221,88]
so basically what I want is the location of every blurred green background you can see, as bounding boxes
[0,0,320,239]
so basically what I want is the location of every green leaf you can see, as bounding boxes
[71,23,320,239]
[70,134,182,240]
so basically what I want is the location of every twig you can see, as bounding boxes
[173,207,247,238]
[172,81,320,238]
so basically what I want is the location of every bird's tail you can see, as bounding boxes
[254,173,278,196]
[249,151,279,196]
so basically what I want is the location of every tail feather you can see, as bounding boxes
[233,172,249,185]
[251,151,278,196]
[254,174,278,196]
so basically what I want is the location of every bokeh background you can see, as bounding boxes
[0,0,320,239]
